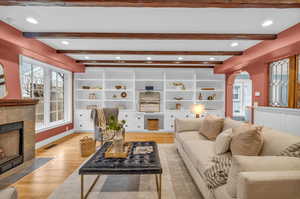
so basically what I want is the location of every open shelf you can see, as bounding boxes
[74,67,225,132]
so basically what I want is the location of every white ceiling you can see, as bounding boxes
[0,6,299,63]
[68,54,231,61]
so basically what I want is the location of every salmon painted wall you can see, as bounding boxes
[215,23,300,117]
[0,21,85,142]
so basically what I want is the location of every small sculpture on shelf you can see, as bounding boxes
[176,103,181,110]
[120,92,127,98]
[115,85,126,90]
[198,92,203,100]
[174,97,183,101]
[172,82,186,90]
[89,93,97,100]
[207,94,216,100]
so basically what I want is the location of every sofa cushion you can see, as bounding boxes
[182,140,216,175]
[175,118,203,133]
[261,127,300,156]
[223,118,244,131]
[176,131,208,144]
[230,124,263,156]
[226,155,300,198]
[199,115,224,140]
[215,128,233,155]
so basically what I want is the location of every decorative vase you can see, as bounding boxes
[112,129,124,153]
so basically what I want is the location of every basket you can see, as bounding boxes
[80,136,96,157]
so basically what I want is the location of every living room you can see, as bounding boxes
[0,1,300,199]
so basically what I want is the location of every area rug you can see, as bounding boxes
[48,144,203,199]
[0,157,53,189]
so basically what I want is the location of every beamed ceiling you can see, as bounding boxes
[0,2,300,68]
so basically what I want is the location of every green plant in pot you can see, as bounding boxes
[106,116,126,153]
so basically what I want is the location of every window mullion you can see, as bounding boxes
[44,68,51,128]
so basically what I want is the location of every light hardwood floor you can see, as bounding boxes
[12,132,174,199]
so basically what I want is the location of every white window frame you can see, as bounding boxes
[19,56,72,132]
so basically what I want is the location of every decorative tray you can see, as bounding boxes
[104,142,132,158]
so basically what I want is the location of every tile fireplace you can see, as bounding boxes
[0,121,24,174]
[0,99,38,178]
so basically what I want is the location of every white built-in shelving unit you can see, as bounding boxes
[74,67,225,132]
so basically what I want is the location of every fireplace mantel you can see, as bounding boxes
[0,99,39,107]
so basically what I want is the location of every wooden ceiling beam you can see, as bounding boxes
[1,0,300,8]
[23,32,277,40]
[57,50,242,56]
[76,60,223,64]
[85,64,214,68]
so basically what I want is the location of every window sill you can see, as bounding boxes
[36,120,72,134]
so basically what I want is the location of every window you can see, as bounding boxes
[50,71,64,122]
[269,56,300,108]
[20,56,71,130]
[269,58,289,107]
[21,64,45,128]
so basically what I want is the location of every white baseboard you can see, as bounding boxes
[35,129,75,149]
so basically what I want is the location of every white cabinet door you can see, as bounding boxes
[75,110,93,131]
[165,111,194,131]
[119,111,144,131]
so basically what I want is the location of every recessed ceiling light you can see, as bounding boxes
[26,17,38,24]
[178,57,184,60]
[116,56,121,60]
[230,42,239,47]
[262,20,273,27]
[209,57,215,61]
[147,57,152,60]
[84,56,89,59]
[61,40,69,45]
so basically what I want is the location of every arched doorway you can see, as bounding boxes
[232,72,252,121]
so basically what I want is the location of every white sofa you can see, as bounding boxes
[175,118,300,199]
[0,187,17,199]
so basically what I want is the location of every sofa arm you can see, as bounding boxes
[0,187,18,199]
[237,171,300,199]
[174,118,202,133]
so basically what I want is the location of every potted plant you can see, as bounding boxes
[106,116,126,153]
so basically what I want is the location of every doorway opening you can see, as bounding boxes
[232,72,252,121]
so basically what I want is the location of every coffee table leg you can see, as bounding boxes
[155,174,162,199]
[81,175,84,199]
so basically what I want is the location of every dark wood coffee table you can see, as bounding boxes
[79,141,163,199]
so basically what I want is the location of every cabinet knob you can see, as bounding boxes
[80,124,82,127]
[125,114,128,118]
[137,117,141,120]
[185,115,189,118]
[171,125,174,128]
[137,125,141,128]
[171,115,174,118]
[125,125,128,127]
[80,114,82,117]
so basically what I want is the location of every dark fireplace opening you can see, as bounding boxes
[0,121,24,175]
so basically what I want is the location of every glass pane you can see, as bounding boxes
[269,58,289,107]
[21,63,33,98]
[50,71,64,122]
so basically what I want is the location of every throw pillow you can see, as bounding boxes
[230,124,263,156]
[215,128,233,155]
[199,115,224,140]
[226,155,300,198]
[278,142,300,158]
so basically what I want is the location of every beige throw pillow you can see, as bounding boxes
[226,155,300,198]
[215,128,233,155]
[230,124,263,156]
[199,115,224,140]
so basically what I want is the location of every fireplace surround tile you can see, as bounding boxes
[0,99,38,178]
